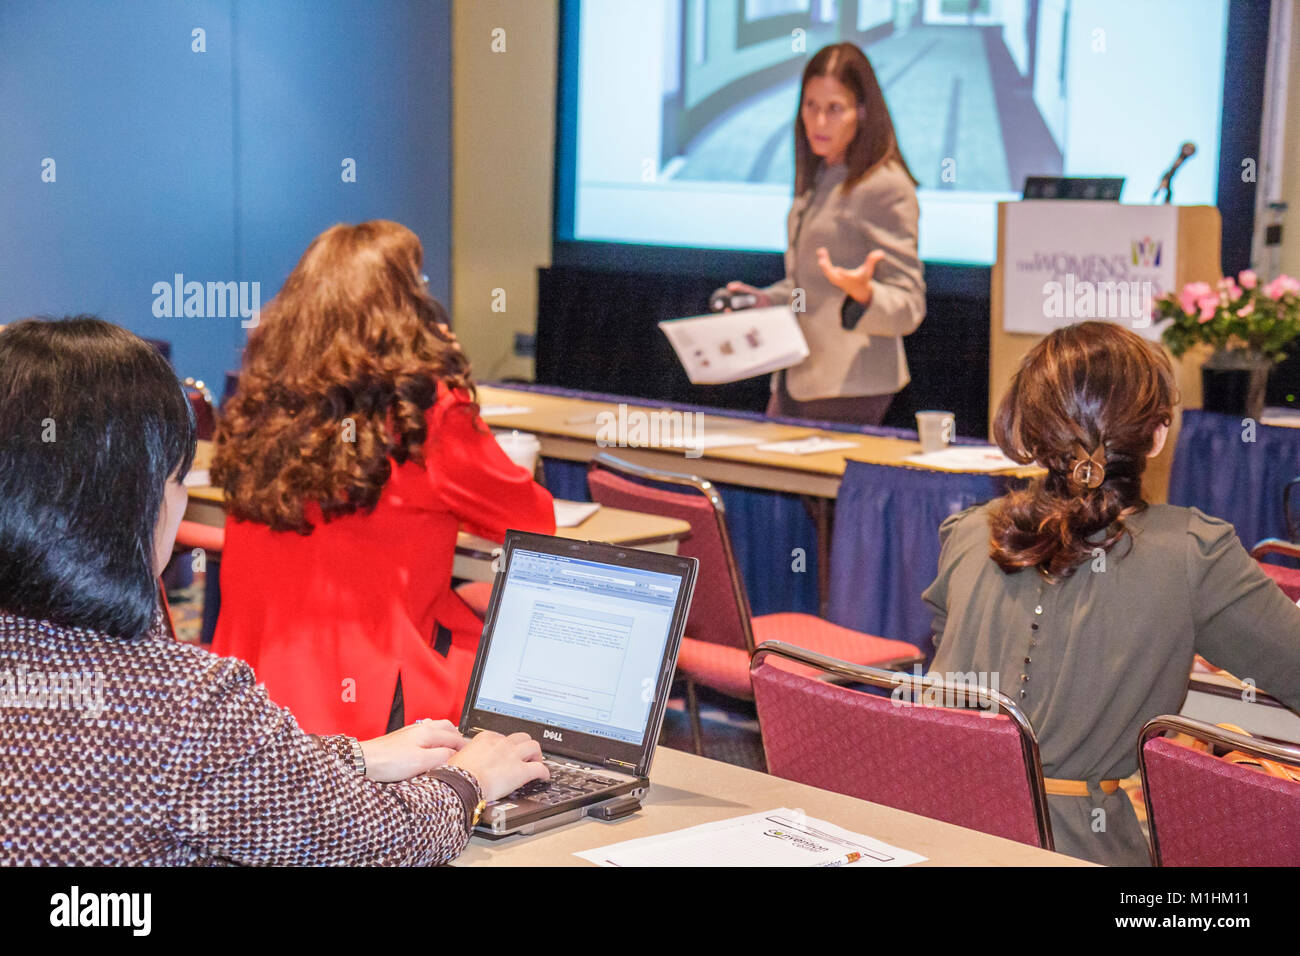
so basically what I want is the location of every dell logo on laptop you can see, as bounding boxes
[543,729,563,742]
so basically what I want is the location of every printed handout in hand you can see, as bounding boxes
[658,306,808,385]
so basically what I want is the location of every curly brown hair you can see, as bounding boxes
[212,220,474,534]
[989,321,1177,578]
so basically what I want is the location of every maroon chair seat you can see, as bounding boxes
[1140,715,1300,866]
[455,580,494,618]
[752,641,1052,848]
[585,455,922,755]
[680,614,924,701]
[175,520,225,555]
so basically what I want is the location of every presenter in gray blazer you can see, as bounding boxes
[726,43,925,425]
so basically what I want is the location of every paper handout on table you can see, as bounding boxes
[574,808,927,867]
[553,501,601,528]
[656,432,764,451]
[182,469,210,488]
[479,404,533,418]
[756,436,858,456]
[658,307,809,385]
[903,446,1022,473]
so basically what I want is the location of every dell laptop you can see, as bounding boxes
[457,530,698,837]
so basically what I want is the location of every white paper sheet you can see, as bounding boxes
[553,501,601,528]
[479,404,533,418]
[659,307,809,385]
[903,446,1022,473]
[756,436,858,456]
[574,808,927,868]
[183,469,210,488]
[656,432,764,451]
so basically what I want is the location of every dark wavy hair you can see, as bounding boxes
[212,220,474,534]
[794,42,917,195]
[0,317,196,638]
[989,321,1178,578]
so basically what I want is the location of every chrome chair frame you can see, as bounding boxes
[589,452,757,755]
[1137,713,1300,866]
[751,639,1054,850]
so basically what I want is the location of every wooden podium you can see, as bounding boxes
[990,201,1223,502]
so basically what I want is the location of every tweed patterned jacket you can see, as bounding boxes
[0,612,479,866]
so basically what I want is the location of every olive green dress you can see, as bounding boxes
[922,502,1300,866]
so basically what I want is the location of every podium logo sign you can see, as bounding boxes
[1003,202,1177,341]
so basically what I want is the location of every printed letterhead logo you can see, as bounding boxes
[1131,237,1162,268]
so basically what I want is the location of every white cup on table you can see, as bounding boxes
[494,429,541,477]
[915,411,956,454]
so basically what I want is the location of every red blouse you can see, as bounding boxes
[212,384,555,739]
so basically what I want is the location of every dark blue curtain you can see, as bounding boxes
[829,460,1018,661]
[1169,410,1300,549]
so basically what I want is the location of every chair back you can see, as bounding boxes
[750,641,1053,849]
[183,377,218,441]
[1139,715,1300,866]
[1252,538,1300,601]
[588,454,754,652]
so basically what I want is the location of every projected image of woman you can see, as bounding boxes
[725,43,925,425]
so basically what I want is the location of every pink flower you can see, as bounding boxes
[1180,281,1212,315]
[1218,277,1241,300]
[1197,295,1218,323]
[1236,300,1254,318]
[1265,275,1300,300]
[1239,269,1258,289]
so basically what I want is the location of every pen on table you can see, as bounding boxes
[817,851,862,867]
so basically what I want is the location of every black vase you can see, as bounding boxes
[1201,357,1271,420]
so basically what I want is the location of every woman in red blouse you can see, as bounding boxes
[212,221,555,740]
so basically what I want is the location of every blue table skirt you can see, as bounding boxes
[1169,409,1300,550]
[827,461,1022,661]
[542,458,821,616]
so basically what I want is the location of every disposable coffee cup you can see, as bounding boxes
[916,411,955,454]
[494,429,541,476]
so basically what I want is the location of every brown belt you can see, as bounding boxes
[1043,777,1121,797]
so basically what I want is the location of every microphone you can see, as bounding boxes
[709,288,758,312]
[1152,142,1196,203]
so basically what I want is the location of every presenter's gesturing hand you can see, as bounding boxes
[816,247,885,306]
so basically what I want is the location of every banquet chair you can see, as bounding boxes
[586,453,923,756]
[182,377,218,441]
[1138,714,1300,866]
[1251,538,1300,602]
[751,640,1053,849]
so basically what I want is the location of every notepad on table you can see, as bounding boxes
[479,404,533,418]
[574,808,927,868]
[554,501,601,528]
[903,446,1021,473]
[756,436,858,456]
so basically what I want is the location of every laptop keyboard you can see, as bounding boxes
[500,759,625,807]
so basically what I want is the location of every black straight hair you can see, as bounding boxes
[0,317,196,638]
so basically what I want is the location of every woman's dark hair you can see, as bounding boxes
[0,317,196,638]
[212,220,474,534]
[794,42,917,195]
[989,321,1178,578]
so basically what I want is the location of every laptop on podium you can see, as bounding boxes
[457,530,698,837]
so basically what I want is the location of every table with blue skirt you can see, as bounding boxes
[494,383,1029,661]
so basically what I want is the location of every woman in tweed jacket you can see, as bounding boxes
[0,317,548,866]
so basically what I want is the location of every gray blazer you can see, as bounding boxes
[924,502,1300,866]
[762,159,925,400]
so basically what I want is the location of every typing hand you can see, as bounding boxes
[816,248,884,305]
[358,719,468,782]
[448,730,550,802]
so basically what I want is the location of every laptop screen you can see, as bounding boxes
[470,547,684,745]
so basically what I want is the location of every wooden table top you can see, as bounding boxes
[454,747,1091,867]
[475,384,1043,481]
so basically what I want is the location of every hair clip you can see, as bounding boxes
[1069,442,1106,490]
